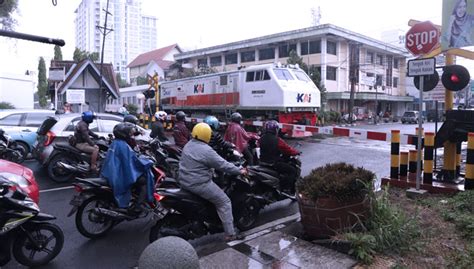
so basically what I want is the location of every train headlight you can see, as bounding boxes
[287,107,292,113]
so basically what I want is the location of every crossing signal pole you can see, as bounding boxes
[97,0,113,113]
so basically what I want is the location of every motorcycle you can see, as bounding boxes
[0,176,64,267]
[0,129,26,164]
[142,138,180,179]
[46,136,110,183]
[149,171,261,243]
[67,163,167,239]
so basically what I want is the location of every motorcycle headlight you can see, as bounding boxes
[0,172,30,188]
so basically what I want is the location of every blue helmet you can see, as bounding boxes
[203,116,219,130]
[264,120,279,134]
[81,111,96,124]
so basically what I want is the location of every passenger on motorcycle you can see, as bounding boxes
[101,123,155,215]
[179,123,247,241]
[203,116,235,157]
[224,112,258,165]
[172,111,190,149]
[259,120,300,192]
[123,114,144,149]
[151,111,168,142]
[74,111,100,173]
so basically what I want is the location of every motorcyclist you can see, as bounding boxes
[259,120,300,193]
[151,111,168,142]
[224,112,258,165]
[178,123,246,242]
[74,111,100,173]
[203,115,235,158]
[123,114,143,150]
[172,111,190,149]
[101,123,154,215]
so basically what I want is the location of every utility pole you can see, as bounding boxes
[97,0,113,113]
[348,43,360,124]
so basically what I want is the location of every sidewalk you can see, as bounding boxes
[196,214,357,269]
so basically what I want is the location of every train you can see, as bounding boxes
[159,63,321,125]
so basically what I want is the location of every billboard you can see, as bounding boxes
[441,0,474,50]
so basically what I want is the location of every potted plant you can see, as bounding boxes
[296,162,375,239]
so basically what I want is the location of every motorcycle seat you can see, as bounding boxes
[54,143,84,154]
[77,177,109,186]
[249,165,280,178]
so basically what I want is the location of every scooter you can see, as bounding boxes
[0,129,26,164]
[0,176,64,267]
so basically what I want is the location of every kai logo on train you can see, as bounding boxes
[194,84,204,93]
[296,93,311,103]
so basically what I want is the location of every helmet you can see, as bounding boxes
[123,114,139,125]
[176,111,186,121]
[264,120,279,134]
[230,112,242,123]
[203,116,219,130]
[113,122,136,141]
[191,123,212,143]
[81,111,96,124]
[155,111,167,121]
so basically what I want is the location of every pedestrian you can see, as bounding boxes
[63,102,73,114]
[119,104,129,116]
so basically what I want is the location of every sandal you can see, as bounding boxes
[224,233,244,242]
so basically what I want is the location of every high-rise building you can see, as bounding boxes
[74,0,157,81]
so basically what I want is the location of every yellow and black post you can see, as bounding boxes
[466,133,474,190]
[144,114,149,129]
[442,53,457,181]
[400,151,408,181]
[139,114,144,128]
[390,130,400,180]
[456,142,462,177]
[423,132,435,185]
[408,150,417,181]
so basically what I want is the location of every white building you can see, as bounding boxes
[74,0,157,82]
[0,72,36,109]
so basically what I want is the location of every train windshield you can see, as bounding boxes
[273,69,295,81]
[292,70,311,82]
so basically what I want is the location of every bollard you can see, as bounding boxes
[408,150,417,182]
[466,133,474,190]
[423,132,435,185]
[390,130,400,180]
[139,114,145,128]
[399,151,408,181]
[144,115,149,129]
[138,236,200,269]
[456,142,462,177]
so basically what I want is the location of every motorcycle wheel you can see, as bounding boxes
[6,148,25,164]
[76,196,115,239]
[233,196,260,231]
[47,155,77,183]
[149,214,192,243]
[12,223,64,267]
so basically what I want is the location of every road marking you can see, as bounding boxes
[39,186,74,193]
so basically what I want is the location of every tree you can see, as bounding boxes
[136,76,148,86]
[73,47,100,62]
[0,0,18,30]
[37,57,48,108]
[287,50,308,71]
[54,45,63,61]
[116,73,129,88]
[0,102,14,109]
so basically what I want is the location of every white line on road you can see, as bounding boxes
[39,186,74,193]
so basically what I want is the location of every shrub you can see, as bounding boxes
[296,162,375,202]
[0,102,15,109]
[126,103,138,116]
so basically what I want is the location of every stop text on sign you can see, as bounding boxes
[406,30,438,48]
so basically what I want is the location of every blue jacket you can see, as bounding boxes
[101,140,154,208]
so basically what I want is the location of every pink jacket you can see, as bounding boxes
[224,122,254,153]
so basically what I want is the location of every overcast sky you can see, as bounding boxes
[3,0,466,75]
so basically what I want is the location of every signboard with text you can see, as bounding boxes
[441,0,474,50]
[66,90,85,104]
[407,58,436,77]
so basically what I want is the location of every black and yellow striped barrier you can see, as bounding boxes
[466,133,474,190]
[408,150,417,182]
[456,142,462,177]
[399,151,408,181]
[390,130,400,180]
[423,132,434,185]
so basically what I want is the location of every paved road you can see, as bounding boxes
[4,130,398,269]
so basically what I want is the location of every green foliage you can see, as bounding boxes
[116,73,129,88]
[296,162,375,201]
[344,233,376,264]
[53,45,63,61]
[287,50,308,71]
[136,76,148,86]
[0,102,15,109]
[37,57,48,108]
[441,190,474,240]
[126,103,138,115]
[73,48,99,62]
[0,0,18,30]
[446,241,474,269]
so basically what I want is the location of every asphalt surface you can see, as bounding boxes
[4,122,435,269]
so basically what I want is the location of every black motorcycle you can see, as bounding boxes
[0,177,64,267]
[0,129,26,164]
[46,137,110,183]
[142,138,180,179]
[149,171,260,243]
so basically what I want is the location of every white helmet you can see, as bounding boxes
[155,111,167,121]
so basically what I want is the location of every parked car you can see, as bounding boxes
[6,131,38,159]
[33,113,151,168]
[0,159,39,203]
[426,109,445,122]
[401,111,424,124]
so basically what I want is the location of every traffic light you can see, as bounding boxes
[441,65,470,92]
[414,72,439,92]
[142,89,155,99]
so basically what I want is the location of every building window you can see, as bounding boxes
[326,66,337,80]
[241,51,255,62]
[225,53,237,65]
[393,58,399,69]
[259,47,274,60]
[301,42,309,55]
[278,43,296,58]
[393,77,399,88]
[197,58,207,68]
[210,56,222,67]
[327,41,337,55]
[376,54,384,65]
[220,75,228,85]
[366,51,374,63]
[309,40,321,54]
[376,74,383,86]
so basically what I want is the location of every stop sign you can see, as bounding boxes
[405,21,440,56]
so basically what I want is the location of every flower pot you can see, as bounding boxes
[297,193,369,239]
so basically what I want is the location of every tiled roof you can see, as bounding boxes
[127,44,180,68]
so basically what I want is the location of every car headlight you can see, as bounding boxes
[0,172,30,188]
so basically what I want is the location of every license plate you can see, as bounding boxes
[152,203,168,219]
[69,195,85,206]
